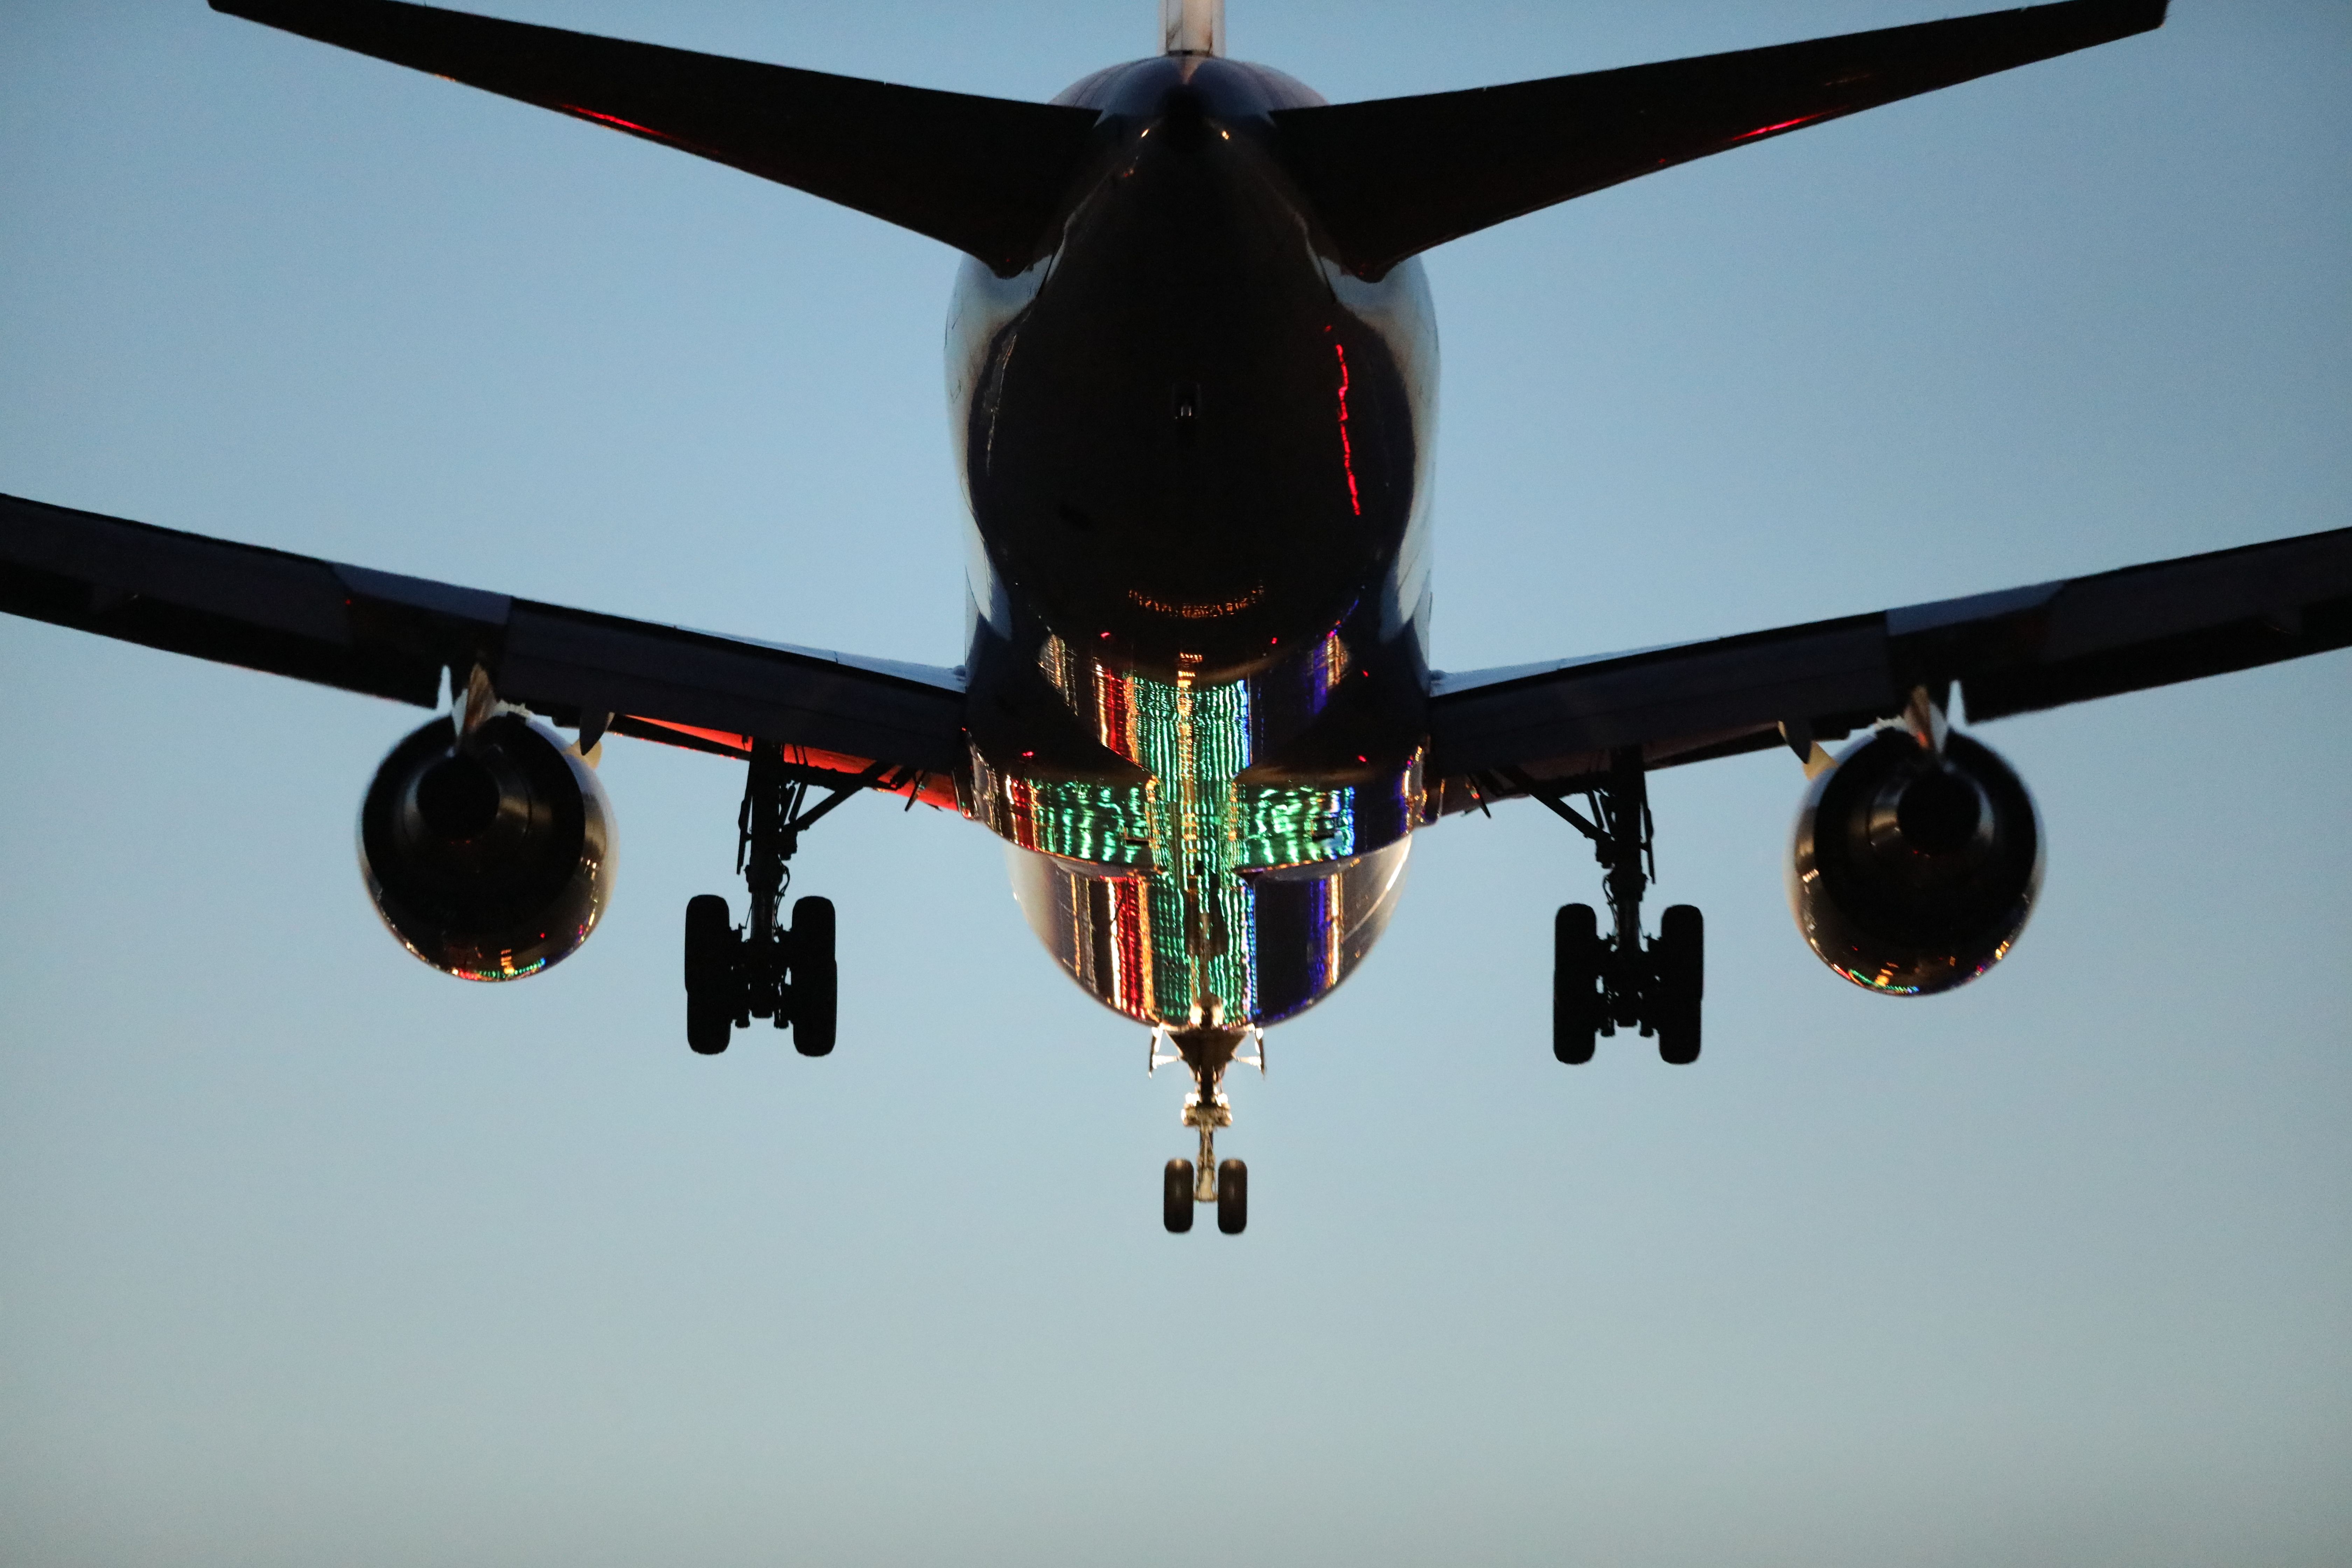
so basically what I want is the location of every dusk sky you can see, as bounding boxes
[3,2,2347,1564]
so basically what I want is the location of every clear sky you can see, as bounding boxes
[2,2,2347,1564]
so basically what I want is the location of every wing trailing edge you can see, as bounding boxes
[210,0,1103,275]
[1272,0,2169,278]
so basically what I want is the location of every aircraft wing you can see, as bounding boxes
[0,492,968,799]
[1426,527,2352,808]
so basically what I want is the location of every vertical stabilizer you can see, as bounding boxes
[1162,0,1223,57]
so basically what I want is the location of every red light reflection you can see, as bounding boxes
[558,104,675,142]
[1333,342,1363,517]
[1735,114,1819,142]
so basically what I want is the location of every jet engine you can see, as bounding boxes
[358,712,615,981]
[1788,727,2042,996]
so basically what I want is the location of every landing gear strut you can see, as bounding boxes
[1511,749,1705,1066]
[682,743,883,1057]
[1152,1023,1261,1234]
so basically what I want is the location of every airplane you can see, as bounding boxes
[3,0,2346,1237]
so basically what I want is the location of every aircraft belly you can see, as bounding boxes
[1006,837,1412,1029]
[974,618,1426,1027]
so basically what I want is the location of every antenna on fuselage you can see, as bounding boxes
[1161,0,1224,56]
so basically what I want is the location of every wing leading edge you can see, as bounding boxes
[1427,527,2352,809]
[0,492,967,801]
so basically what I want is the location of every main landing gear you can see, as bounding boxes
[1512,749,1705,1066]
[1153,1023,1262,1235]
[682,743,883,1058]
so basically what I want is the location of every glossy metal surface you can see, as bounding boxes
[1788,729,2043,996]
[1008,839,1410,1028]
[358,713,615,981]
[952,56,1438,1028]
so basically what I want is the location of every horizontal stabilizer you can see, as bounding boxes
[211,0,1102,274]
[1274,0,2168,277]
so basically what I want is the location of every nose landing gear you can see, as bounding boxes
[1152,1023,1261,1234]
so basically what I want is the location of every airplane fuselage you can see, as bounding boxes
[948,56,1438,1032]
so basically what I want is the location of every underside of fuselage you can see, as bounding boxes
[950,53,1441,1031]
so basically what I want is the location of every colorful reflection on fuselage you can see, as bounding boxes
[975,629,1420,1027]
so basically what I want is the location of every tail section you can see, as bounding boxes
[1271,0,2168,278]
[210,0,1102,275]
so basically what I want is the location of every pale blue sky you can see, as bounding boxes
[2,3,2347,1564]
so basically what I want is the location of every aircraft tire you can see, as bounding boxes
[1163,1159,1195,1233]
[1653,904,1704,1065]
[684,895,736,1055]
[687,997,733,1055]
[790,895,838,1057]
[684,895,733,987]
[1553,903,1603,1064]
[1216,1159,1248,1235]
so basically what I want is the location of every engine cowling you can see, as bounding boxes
[358,713,616,981]
[1788,727,2042,996]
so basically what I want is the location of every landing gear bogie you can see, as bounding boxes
[682,741,882,1058]
[1528,750,1709,1066]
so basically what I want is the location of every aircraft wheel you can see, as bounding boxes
[1553,903,1603,1064]
[684,895,736,1055]
[1163,1160,1196,1233]
[1653,904,1704,1065]
[789,895,838,1057]
[687,998,733,1056]
[1216,1159,1248,1235]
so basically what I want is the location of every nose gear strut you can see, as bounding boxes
[1151,1022,1261,1234]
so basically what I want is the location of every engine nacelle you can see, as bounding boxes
[1788,727,2042,996]
[358,713,615,981]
